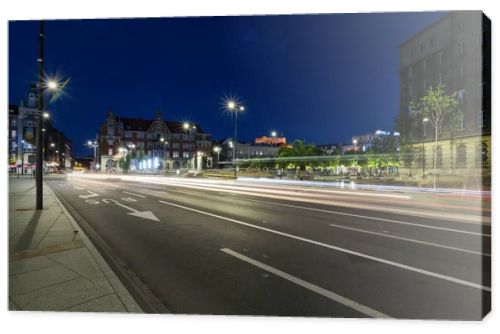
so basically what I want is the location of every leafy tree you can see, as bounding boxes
[410,84,461,187]
[118,154,131,173]
[278,140,323,171]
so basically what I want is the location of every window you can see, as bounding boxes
[458,41,464,55]
[476,111,483,128]
[408,66,413,80]
[435,146,443,168]
[458,23,464,33]
[125,131,132,138]
[107,122,114,136]
[173,151,179,158]
[183,134,189,141]
[438,52,443,65]
[183,152,189,158]
[459,114,465,131]
[11,130,16,139]
[136,132,144,139]
[11,119,17,127]
[108,148,113,156]
[422,59,426,72]
[457,89,465,104]
[423,79,428,92]
[408,86,412,97]
[438,73,443,85]
[430,37,435,48]
[456,144,467,169]
[458,64,464,78]
[420,43,425,53]
[410,47,416,57]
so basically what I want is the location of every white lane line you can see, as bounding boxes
[72,185,84,190]
[221,248,390,318]
[159,200,490,292]
[328,224,489,257]
[123,191,146,198]
[242,198,489,237]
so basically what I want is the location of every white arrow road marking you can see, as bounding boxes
[114,202,159,222]
[73,185,85,190]
[121,197,138,202]
[221,248,390,318]
[102,198,119,204]
[78,191,100,199]
[85,199,100,205]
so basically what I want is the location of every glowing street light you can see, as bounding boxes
[213,146,221,169]
[224,99,245,178]
[43,112,50,119]
[47,80,58,90]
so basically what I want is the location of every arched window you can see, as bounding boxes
[456,144,467,169]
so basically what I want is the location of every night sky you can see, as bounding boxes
[9,11,446,156]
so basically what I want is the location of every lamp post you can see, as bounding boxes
[226,101,245,178]
[87,140,98,170]
[35,20,62,209]
[422,117,429,178]
[159,137,167,171]
[213,146,221,169]
[183,122,197,171]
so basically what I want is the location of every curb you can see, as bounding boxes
[44,181,143,313]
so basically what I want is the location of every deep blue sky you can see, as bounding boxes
[9,12,446,156]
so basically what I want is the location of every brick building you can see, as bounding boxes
[97,110,212,172]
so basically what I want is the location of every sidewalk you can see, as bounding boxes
[8,176,142,313]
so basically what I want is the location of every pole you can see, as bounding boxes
[422,122,425,178]
[233,111,238,178]
[35,20,44,210]
[21,143,24,175]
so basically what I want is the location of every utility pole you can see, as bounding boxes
[35,20,44,210]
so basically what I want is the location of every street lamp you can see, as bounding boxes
[87,140,98,171]
[422,117,429,178]
[226,100,245,178]
[213,146,221,169]
[35,21,64,209]
[183,122,196,170]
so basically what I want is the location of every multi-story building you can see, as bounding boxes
[97,110,212,172]
[8,86,72,174]
[397,11,491,181]
[254,135,287,146]
[218,138,281,165]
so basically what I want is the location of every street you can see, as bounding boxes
[46,174,490,319]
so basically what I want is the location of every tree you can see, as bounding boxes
[278,140,323,171]
[118,154,131,173]
[410,84,461,187]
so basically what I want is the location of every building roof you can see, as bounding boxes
[117,117,207,134]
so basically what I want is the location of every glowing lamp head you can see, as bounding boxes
[43,112,50,119]
[239,106,245,112]
[423,117,429,122]
[183,122,190,130]
[271,131,277,137]
[87,140,92,146]
[47,80,58,90]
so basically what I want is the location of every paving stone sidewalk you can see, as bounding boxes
[8,176,142,313]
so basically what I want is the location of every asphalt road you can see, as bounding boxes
[46,174,491,319]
